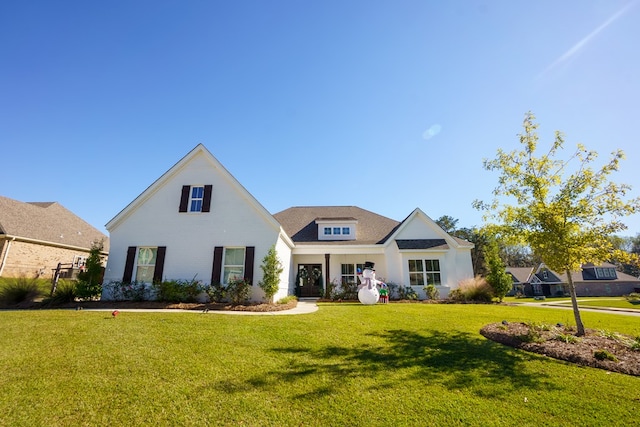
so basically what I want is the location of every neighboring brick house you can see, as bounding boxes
[506,263,640,297]
[0,196,109,279]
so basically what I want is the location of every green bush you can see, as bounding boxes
[258,246,283,303]
[153,278,203,303]
[593,349,618,362]
[103,281,148,301]
[75,240,106,300]
[226,278,251,304]
[0,277,43,306]
[424,284,439,300]
[397,285,418,300]
[206,282,227,303]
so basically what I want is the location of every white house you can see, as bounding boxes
[102,144,474,301]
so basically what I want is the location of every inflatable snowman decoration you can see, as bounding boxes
[358,261,380,305]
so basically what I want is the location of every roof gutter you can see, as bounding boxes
[0,234,109,256]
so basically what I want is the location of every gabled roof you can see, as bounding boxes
[385,208,474,249]
[0,196,109,251]
[273,206,399,245]
[506,267,534,284]
[106,144,287,241]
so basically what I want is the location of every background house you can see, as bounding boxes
[506,263,640,297]
[102,144,475,301]
[0,196,109,279]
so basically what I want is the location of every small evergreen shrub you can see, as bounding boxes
[424,284,439,300]
[0,277,43,305]
[397,285,418,300]
[594,349,618,362]
[258,246,283,303]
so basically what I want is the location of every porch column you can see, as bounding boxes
[325,253,330,288]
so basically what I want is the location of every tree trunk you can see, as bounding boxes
[566,269,585,336]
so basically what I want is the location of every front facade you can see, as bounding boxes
[102,144,474,301]
[0,196,109,279]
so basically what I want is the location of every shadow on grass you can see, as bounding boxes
[217,328,558,400]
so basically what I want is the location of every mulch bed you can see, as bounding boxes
[2,299,298,312]
[481,321,640,376]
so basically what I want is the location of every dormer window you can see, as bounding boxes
[316,217,357,241]
[179,185,213,213]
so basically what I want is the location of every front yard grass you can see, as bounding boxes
[1,303,639,426]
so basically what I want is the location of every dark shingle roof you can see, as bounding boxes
[0,196,109,251]
[395,239,448,250]
[273,206,400,245]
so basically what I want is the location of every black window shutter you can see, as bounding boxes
[244,246,255,285]
[153,246,166,283]
[202,185,213,212]
[179,185,190,212]
[123,246,136,283]
[211,246,223,284]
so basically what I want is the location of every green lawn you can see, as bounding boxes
[1,303,639,426]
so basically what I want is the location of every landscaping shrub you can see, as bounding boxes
[103,281,148,301]
[0,276,43,306]
[424,284,439,300]
[594,349,618,362]
[277,295,297,305]
[226,278,251,304]
[46,280,77,305]
[206,282,227,303]
[450,276,493,302]
[75,240,105,300]
[396,285,418,300]
[258,245,283,303]
[152,278,203,303]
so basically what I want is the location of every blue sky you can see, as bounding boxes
[2,1,639,236]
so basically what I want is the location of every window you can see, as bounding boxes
[179,185,212,213]
[333,227,341,235]
[595,267,617,279]
[408,259,441,286]
[189,186,204,212]
[342,227,350,235]
[136,247,157,283]
[341,263,365,286]
[223,248,245,284]
[324,227,331,235]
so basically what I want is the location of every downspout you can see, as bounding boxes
[0,237,15,276]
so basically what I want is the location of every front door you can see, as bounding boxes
[296,264,323,297]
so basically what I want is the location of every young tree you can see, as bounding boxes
[474,113,640,335]
[258,245,284,303]
[76,239,106,300]
[483,238,513,302]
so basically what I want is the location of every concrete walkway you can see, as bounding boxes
[516,300,640,317]
[81,300,319,316]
